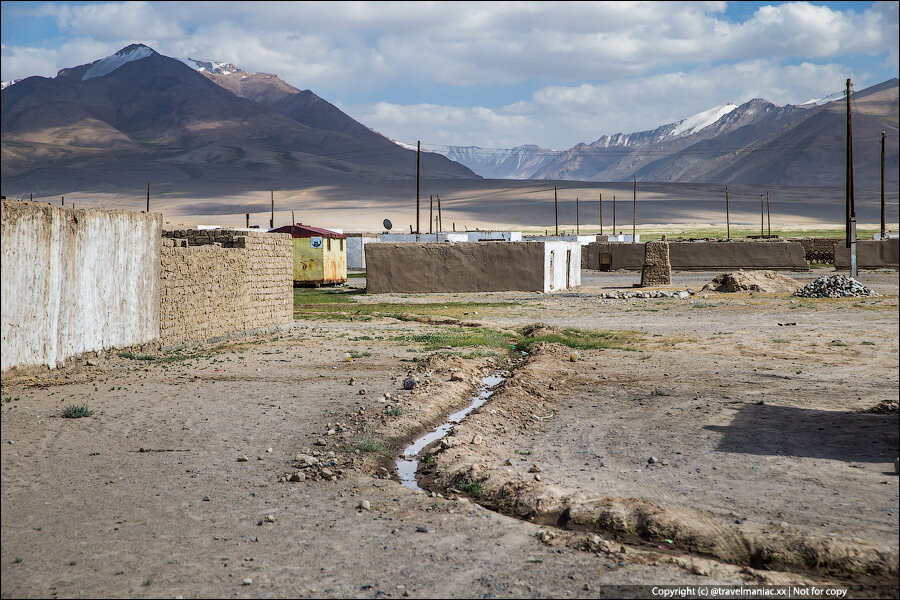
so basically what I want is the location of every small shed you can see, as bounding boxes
[269,223,347,286]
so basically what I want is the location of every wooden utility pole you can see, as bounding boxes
[599,193,603,235]
[416,141,421,240]
[760,195,764,238]
[429,195,433,234]
[554,186,559,235]
[632,175,636,242]
[766,191,771,237]
[725,186,730,240]
[62,196,65,207]
[845,78,857,277]
[270,190,274,229]
[576,197,580,235]
[146,181,150,213]
[291,210,295,225]
[613,195,616,233]
[881,131,886,239]
[246,213,250,228]
[437,194,442,232]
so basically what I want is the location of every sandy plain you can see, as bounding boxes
[1,268,898,599]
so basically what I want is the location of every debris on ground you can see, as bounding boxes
[702,270,800,293]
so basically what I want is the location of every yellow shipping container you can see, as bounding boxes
[269,223,347,286]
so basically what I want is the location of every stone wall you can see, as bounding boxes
[1,201,160,372]
[159,230,293,346]
[641,241,672,286]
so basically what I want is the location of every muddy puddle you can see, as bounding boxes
[396,372,507,491]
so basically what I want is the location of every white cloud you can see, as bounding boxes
[1,1,896,149]
[350,60,856,150]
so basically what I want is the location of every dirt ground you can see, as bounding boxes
[2,268,898,598]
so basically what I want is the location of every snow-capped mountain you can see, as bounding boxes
[178,58,241,75]
[82,43,155,81]
[441,145,554,179]
[1,79,22,90]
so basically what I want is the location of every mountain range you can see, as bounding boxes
[1,44,476,197]
[441,79,899,189]
[1,44,897,200]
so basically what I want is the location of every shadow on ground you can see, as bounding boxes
[705,404,899,463]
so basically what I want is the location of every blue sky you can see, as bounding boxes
[2,1,897,150]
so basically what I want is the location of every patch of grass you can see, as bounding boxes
[347,272,366,278]
[118,352,157,361]
[382,405,403,416]
[13,557,22,564]
[61,403,94,419]
[651,388,670,397]
[398,326,514,351]
[772,338,789,344]
[516,327,640,353]
[453,477,483,498]
[421,452,435,466]
[349,431,390,455]
[293,288,515,321]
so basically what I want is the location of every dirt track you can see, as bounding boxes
[2,268,898,598]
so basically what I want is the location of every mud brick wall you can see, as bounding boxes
[641,241,672,286]
[790,237,836,263]
[584,241,808,271]
[834,238,900,269]
[159,230,293,346]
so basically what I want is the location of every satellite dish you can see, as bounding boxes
[383,218,393,231]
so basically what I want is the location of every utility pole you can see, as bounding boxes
[437,194,442,232]
[554,186,559,235]
[146,181,150,213]
[270,190,274,229]
[416,141,421,240]
[576,197,580,235]
[845,78,857,277]
[429,194,433,234]
[760,194,764,238]
[613,195,617,234]
[725,186,730,240]
[62,196,65,207]
[246,213,250,228]
[632,175,636,242]
[766,191,771,238]
[599,193,603,235]
[881,131,886,239]
[291,210,295,225]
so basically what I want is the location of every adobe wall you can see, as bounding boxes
[159,230,293,346]
[583,241,808,271]
[789,237,836,263]
[833,239,900,269]
[365,242,547,293]
[1,201,161,372]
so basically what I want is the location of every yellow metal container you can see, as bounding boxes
[292,235,347,285]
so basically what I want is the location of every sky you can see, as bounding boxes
[1,1,898,151]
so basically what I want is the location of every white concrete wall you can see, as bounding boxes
[1,202,161,372]
[529,235,597,246]
[607,234,640,243]
[462,231,523,241]
[542,241,582,293]
[347,236,379,269]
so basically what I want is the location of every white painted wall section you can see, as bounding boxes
[1,202,161,372]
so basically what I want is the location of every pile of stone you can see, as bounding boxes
[599,289,694,300]
[793,275,876,298]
